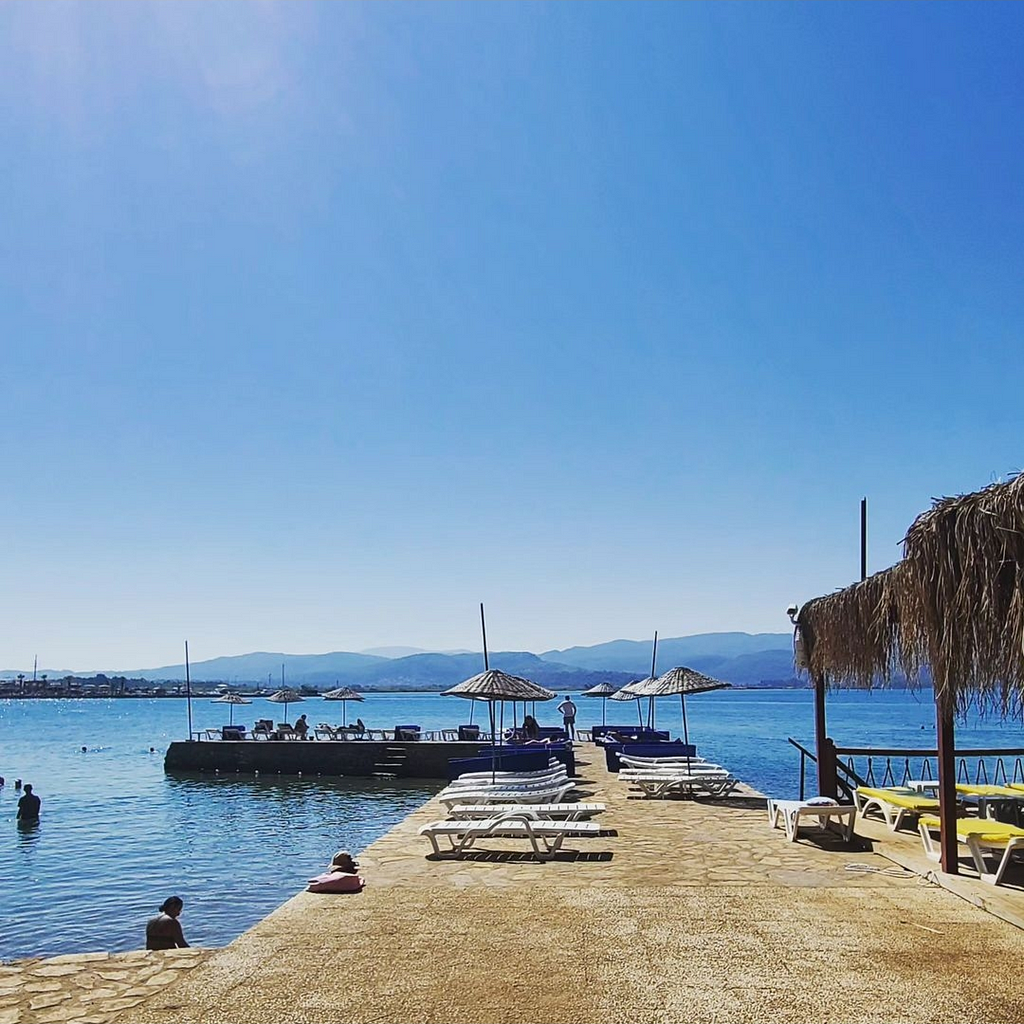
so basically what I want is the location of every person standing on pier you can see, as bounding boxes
[16,784,41,821]
[556,696,578,740]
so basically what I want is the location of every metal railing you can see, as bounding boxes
[789,738,1024,799]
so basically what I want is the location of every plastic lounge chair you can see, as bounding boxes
[438,782,577,810]
[445,771,570,790]
[623,771,738,799]
[854,787,941,831]
[446,802,605,821]
[918,814,1024,885]
[768,798,856,842]
[419,811,601,861]
[450,766,569,785]
[438,778,574,801]
[618,754,712,768]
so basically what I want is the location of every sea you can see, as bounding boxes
[3,687,1024,962]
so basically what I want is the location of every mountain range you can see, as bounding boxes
[5,631,797,691]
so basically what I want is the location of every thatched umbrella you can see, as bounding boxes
[626,667,731,753]
[322,685,364,725]
[609,680,647,727]
[443,669,555,780]
[266,688,304,722]
[580,682,618,726]
[796,472,1024,873]
[211,692,251,725]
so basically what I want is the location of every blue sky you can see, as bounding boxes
[2,2,1022,670]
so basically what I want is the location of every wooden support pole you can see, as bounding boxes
[813,669,837,798]
[935,692,959,874]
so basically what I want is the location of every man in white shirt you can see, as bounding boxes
[556,695,578,739]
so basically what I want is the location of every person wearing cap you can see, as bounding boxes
[146,897,190,950]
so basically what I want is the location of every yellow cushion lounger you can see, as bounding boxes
[854,787,941,831]
[918,814,1024,885]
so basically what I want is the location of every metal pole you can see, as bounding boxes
[648,630,659,731]
[480,603,489,671]
[185,641,193,741]
[936,691,959,874]
[861,497,868,582]
[681,692,691,772]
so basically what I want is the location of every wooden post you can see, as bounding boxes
[935,692,959,874]
[813,669,836,798]
[860,497,868,582]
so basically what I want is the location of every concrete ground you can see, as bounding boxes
[11,745,1024,1023]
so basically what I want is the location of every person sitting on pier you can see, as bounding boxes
[522,714,541,741]
[145,896,190,950]
[294,714,309,739]
[307,850,365,894]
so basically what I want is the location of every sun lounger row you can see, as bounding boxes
[419,811,601,861]
[616,756,738,799]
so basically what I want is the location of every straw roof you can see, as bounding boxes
[322,686,364,701]
[798,473,1024,715]
[442,669,555,702]
[609,681,647,701]
[211,693,252,705]
[629,666,732,697]
[266,688,305,704]
[580,682,618,697]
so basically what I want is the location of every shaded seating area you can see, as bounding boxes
[796,472,1024,880]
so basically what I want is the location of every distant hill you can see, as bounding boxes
[358,646,475,658]
[7,632,802,690]
[541,633,792,673]
[122,650,388,684]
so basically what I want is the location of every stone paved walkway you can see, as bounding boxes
[11,747,1024,1023]
[111,746,1024,1023]
[0,949,210,1024]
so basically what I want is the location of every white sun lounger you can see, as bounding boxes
[767,799,857,842]
[446,802,605,821]
[622,771,738,799]
[419,812,601,860]
[438,782,577,809]
[618,755,713,769]
[449,767,569,785]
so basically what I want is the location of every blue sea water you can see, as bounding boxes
[2,688,1024,961]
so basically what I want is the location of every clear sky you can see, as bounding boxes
[2,2,1022,671]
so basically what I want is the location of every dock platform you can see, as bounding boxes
[13,745,1024,1023]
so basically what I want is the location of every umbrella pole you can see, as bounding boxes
[489,701,496,783]
[602,696,606,726]
[635,697,642,727]
[681,692,690,771]
[469,701,475,726]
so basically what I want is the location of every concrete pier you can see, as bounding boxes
[107,744,1024,1024]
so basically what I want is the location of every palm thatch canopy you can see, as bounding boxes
[609,679,651,700]
[580,682,618,697]
[442,669,555,703]
[322,686,364,702]
[798,473,1024,715]
[629,667,731,697]
[266,688,305,704]
[211,693,252,705]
